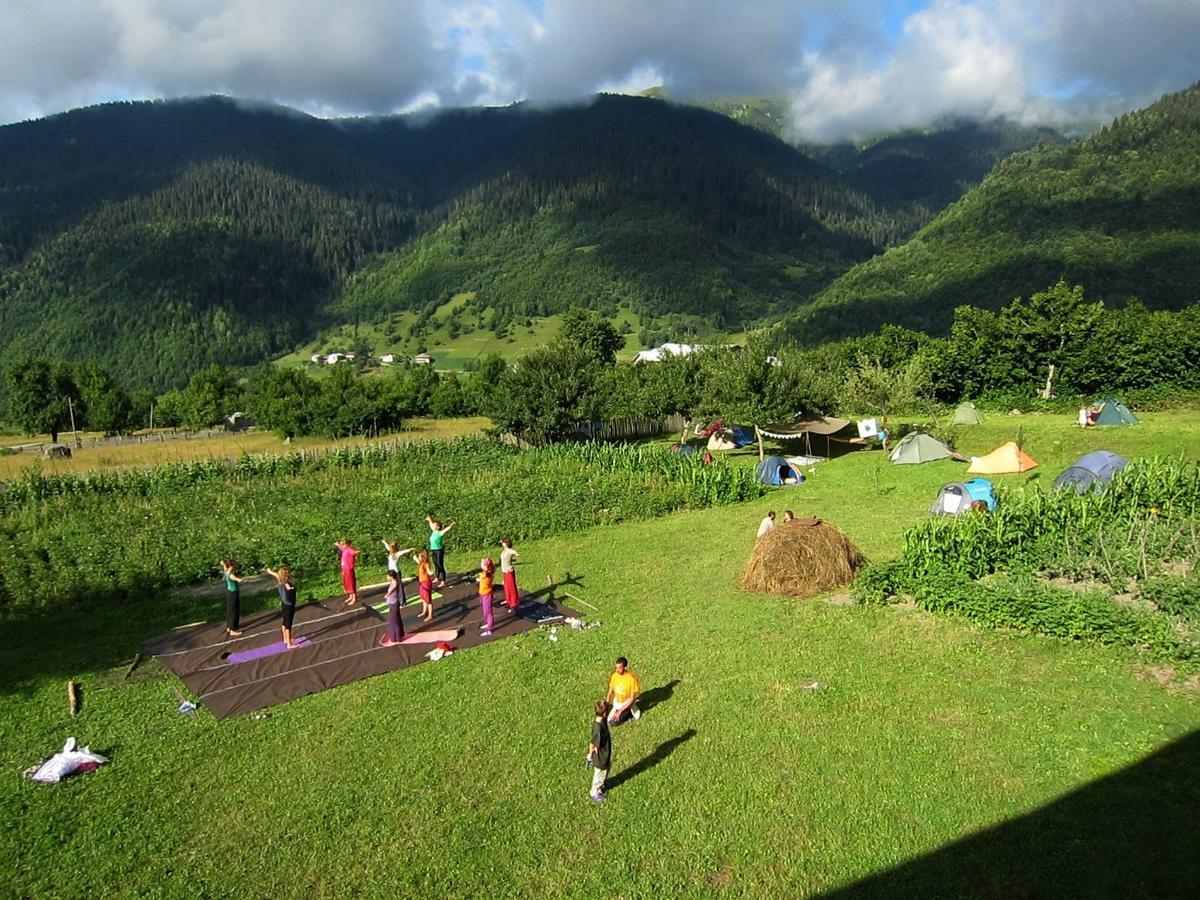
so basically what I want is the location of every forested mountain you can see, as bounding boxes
[0,94,908,391]
[802,119,1067,223]
[789,83,1200,344]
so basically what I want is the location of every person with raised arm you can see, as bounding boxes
[265,566,299,649]
[382,539,415,606]
[219,558,244,637]
[425,515,455,587]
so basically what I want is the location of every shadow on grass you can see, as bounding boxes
[0,590,279,695]
[638,679,682,714]
[607,728,697,792]
[821,729,1200,899]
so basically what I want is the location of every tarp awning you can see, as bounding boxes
[758,417,852,439]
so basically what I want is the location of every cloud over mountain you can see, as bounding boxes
[1,0,1197,139]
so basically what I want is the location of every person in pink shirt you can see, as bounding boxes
[336,538,360,606]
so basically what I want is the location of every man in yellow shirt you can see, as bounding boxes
[605,656,642,724]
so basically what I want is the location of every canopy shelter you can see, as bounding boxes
[930,478,996,515]
[1095,398,1139,426]
[756,417,866,460]
[1053,450,1128,493]
[952,402,984,425]
[968,441,1038,475]
[889,432,953,465]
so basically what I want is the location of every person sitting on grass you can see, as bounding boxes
[783,510,795,524]
[606,657,642,725]
[588,699,612,804]
[265,566,298,649]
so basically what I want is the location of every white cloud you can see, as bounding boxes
[0,0,1197,137]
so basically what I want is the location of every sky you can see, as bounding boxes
[1,0,1197,141]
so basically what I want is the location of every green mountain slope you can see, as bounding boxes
[789,84,1200,343]
[0,94,917,390]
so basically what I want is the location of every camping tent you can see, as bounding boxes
[968,441,1038,475]
[1095,398,1139,426]
[1053,451,1128,493]
[952,402,984,425]
[707,426,755,451]
[889,432,953,465]
[755,455,804,486]
[929,478,996,515]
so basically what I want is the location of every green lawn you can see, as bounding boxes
[3,411,1200,897]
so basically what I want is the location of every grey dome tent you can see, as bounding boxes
[889,432,952,465]
[1095,398,1138,426]
[952,402,984,425]
[1053,451,1128,493]
[930,478,996,515]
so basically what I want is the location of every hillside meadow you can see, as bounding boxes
[2,410,1200,897]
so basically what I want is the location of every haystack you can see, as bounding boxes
[739,517,866,599]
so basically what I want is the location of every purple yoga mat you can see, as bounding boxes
[225,637,310,664]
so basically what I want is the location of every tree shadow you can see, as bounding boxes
[606,728,697,791]
[821,729,1200,899]
[638,679,682,714]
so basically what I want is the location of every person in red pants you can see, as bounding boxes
[499,538,521,611]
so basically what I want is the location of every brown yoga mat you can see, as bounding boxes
[145,578,573,720]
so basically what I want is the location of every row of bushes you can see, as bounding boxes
[851,458,1200,662]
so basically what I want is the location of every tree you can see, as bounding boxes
[3,358,76,441]
[560,307,623,365]
[243,366,321,438]
[74,361,132,435]
[844,353,933,425]
[489,342,605,438]
[463,354,508,415]
[180,364,241,429]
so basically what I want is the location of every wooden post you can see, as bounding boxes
[68,680,80,716]
[755,425,766,461]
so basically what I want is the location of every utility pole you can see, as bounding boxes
[68,396,80,448]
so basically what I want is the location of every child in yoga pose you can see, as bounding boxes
[413,550,435,622]
[499,538,520,611]
[477,557,496,637]
[266,566,299,649]
[336,538,359,606]
[379,569,406,647]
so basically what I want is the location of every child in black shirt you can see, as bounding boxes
[588,700,612,803]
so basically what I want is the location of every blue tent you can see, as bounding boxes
[1053,451,1128,493]
[755,455,804,486]
[929,478,995,515]
[730,426,755,447]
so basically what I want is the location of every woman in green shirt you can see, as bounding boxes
[425,515,455,587]
[219,558,244,637]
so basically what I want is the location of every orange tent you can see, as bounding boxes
[967,441,1038,475]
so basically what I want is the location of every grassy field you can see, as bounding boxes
[2,411,1199,897]
[0,417,489,479]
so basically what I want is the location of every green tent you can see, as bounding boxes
[952,401,984,425]
[889,432,953,465]
[1095,398,1139,426]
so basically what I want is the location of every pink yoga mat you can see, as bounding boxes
[397,629,459,645]
[225,637,311,663]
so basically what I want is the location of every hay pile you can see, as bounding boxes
[739,518,866,599]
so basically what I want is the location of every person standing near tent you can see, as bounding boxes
[336,538,360,606]
[477,557,496,637]
[379,569,406,647]
[757,511,776,539]
[606,657,642,724]
[265,566,299,649]
[426,516,455,587]
[587,699,612,803]
[499,538,520,611]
